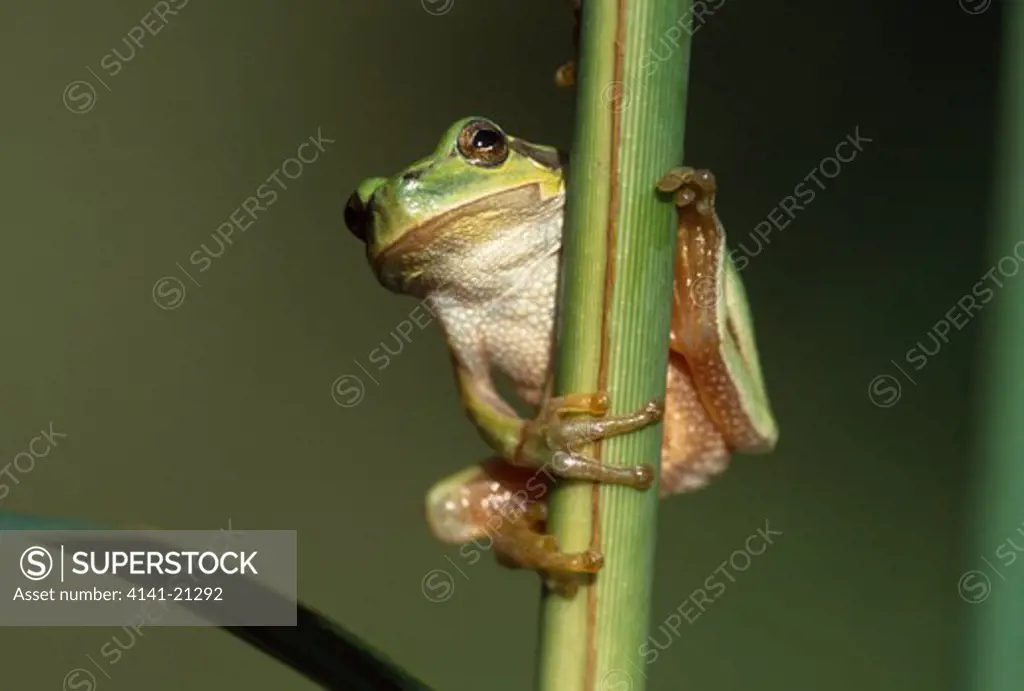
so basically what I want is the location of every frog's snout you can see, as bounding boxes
[344,177,387,243]
[344,190,370,242]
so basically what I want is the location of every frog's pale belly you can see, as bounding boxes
[426,252,557,404]
[479,256,558,403]
[425,208,562,405]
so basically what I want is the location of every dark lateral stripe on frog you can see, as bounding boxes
[509,139,567,171]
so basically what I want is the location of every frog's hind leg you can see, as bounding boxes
[425,459,603,578]
[658,353,731,496]
[658,166,778,453]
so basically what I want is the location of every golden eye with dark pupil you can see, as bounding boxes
[457,121,508,167]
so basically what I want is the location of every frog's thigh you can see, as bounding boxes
[659,353,730,496]
[425,458,545,544]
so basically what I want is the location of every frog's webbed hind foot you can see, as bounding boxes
[657,167,718,216]
[555,61,576,87]
[425,459,604,594]
[555,0,581,87]
[495,514,604,584]
[519,393,662,489]
[497,526,603,597]
[494,505,603,568]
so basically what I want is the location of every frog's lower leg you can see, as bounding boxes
[517,394,663,489]
[425,460,603,580]
[657,166,723,322]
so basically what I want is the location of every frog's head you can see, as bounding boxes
[344,117,565,294]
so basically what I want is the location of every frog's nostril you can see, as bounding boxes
[344,191,370,242]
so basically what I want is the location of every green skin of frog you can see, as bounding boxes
[345,118,777,582]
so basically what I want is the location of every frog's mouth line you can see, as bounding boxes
[371,183,547,291]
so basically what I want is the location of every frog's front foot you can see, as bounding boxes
[517,393,662,489]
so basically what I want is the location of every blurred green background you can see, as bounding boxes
[0,1,1006,689]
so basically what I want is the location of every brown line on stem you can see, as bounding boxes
[585,0,629,688]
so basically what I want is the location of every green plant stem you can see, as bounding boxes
[537,2,691,690]
[967,3,1024,690]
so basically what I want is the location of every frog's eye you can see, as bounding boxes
[457,120,509,168]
